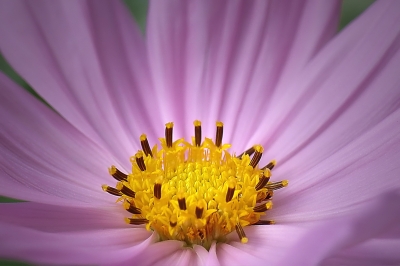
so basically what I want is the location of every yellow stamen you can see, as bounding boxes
[108,166,128,182]
[194,120,202,147]
[215,121,224,147]
[165,122,174,148]
[135,151,146,171]
[140,134,153,157]
[249,145,264,168]
[103,120,288,249]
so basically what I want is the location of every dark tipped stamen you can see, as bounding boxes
[235,223,248,243]
[253,202,272,212]
[265,180,288,191]
[135,152,146,171]
[165,122,174,148]
[154,183,162,199]
[249,145,263,168]
[102,185,122,197]
[108,166,128,182]
[170,220,177,227]
[126,218,149,225]
[264,190,274,200]
[124,202,141,214]
[255,169,271,191]
[194,120,202,147]
[253,220,275,225]
[178,196,187,210]
[237,146,255,158]
[119,185,136,198]
[196,206,204,219]
[140,134,153,157]
[261,160,276,171]
[215,121,224,147]
[225,182,235,202]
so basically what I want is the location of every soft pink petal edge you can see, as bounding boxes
[0,72,119,206]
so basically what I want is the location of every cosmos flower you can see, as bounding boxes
[1,0,400,265]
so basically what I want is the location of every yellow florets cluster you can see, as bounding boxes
[103,121,287,249]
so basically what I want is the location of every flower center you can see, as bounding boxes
[103,121,288,249]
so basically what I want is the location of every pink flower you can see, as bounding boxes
[1,0,400,265]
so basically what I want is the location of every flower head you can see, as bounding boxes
[0,0,400,265]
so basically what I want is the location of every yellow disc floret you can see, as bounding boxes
[103,121,288,250]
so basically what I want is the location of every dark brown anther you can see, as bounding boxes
[117,183,136,198]
[178,197,186,211]
[125,218,149,225]
[196,206,204,219]
[194,120,202,147]
[215,121,224,147]
[237,146,256,158]
[255,169,271,191]
[124,201,141,214]
[102,185,122,197]
[108,166,128,182]
[135,151,146,171]
[249,145,263,168]
[253,202,272,212]
[261,160,276,171]
[225,181,236,202]
[235,223,248,243]
[170,220,177,227]
[253,220,275,225]
[265,180,288,190]
[154,182,162,199]
[165,122,174,148]
[140,134,153,157]
[264,190,274,200]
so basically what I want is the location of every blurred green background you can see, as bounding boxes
[0,0,374,265]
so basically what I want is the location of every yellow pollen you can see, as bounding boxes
[103,120,288,250]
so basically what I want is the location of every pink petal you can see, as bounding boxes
[269,107,400,222]
[0,203,153,265]
[206,242,220,266]
[254,0,400,221]
[323,230,400,265]
[253,0,400,159]
[146,0,340,141]
[221,224,306,265]
[0,0,159,164]
[0,202,129,232]
[121,240,186,265]
[0,73,118,205]
[279,190,400,265]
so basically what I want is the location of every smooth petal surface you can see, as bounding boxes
[254,0,400,159]
[280,190,400,265]
[0,0,159,164]
[147,0,340,140]
[0,202,129,232]
[0,202,153,265]
[323,226,400,265]
[0,73,117,205]
[219,224,307,265]
[257,0,400,221]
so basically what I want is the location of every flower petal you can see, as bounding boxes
[279,190,400,265]
[0,202,129,232]
[253,0,400,159]
[269,107,400,222]
[0,73,117,205]
[146,0,340,140]
[221,224,306,265]
[0,203,153,265]
[0,0,158,163]
[323,228,400,265]
[121,240,186,266]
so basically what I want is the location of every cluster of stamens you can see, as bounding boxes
[102,121,288,249]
